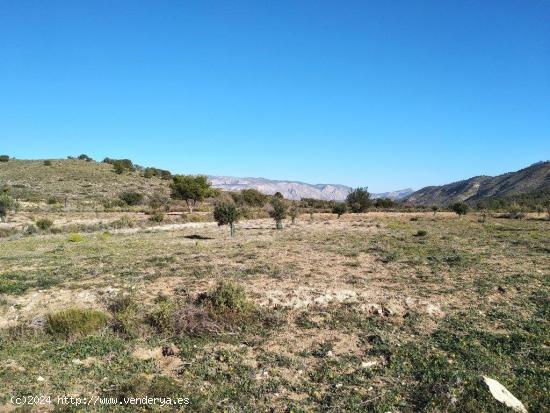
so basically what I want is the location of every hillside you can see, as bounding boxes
[0,159,169,204]
[404,161,550,205]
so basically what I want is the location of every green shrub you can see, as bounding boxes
[68,233,84,242]
[415,230,428,237]
[119,191,143,206]
[36,218,54,231]
[0,193,16,222]
[346,187,371,213]
[47,196,60,204]
[0,155,9,162]
[47,308,109,337]
[43,160,52,166]
[451,202,469,217]
[199,281,252,313]
[148,300,177,333]
[332,203,347,218]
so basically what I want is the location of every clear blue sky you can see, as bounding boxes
[1,1,549,192]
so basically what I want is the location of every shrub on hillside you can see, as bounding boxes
[78,154,93,162]
[0,155,9,162]
[0,193,16,222]
[36,218,54,231]
[43,160,52,166]
[149,210,164,223]
[119,191,144,206]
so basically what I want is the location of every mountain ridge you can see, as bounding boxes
[404,161,550,206]
[208,175,413,201]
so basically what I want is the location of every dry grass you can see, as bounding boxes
[0,211,548,411]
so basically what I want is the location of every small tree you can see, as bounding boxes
[0,193,16,222]
[170,175,213,213]
[289,204,299,224]
[0,155,9,162]
[268,197,287,229]
[332,203,347,218]
[214,201,240,236]
[273,192,284,199]
[451,202,469,218]
[431,205,439,216]
[346,187,371,213]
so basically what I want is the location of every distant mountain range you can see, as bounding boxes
[208,176,413,201]
[404,161,550,206]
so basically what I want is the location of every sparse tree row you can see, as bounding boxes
[2,157,550,234]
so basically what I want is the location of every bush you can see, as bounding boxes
[267,197,287,229]
[0,155,9,162]
[289,204,300,223]
[119,191,144,206]
[149,210,164,223]
[346,187,372,213]
[110,216,135,229]
[47,196,60,205]
[108,294,141,337]
[68,233,84,242]
[36,218,54,231]
[43,160,52,166]
[213,201,240,236]
[451,202,469,217]
[148,193,170,211]
[198,281,252,313]
[415,230,428,237]
[0,193,16,222]
[240,189,267,207]
[46,308,109,337]
[332,203,347,218]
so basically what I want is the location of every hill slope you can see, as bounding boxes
[404,161,550,205]
[0,159,169,203]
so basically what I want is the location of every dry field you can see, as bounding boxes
[0,212,548,412]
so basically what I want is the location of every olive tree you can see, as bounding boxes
[268,197,287,229]
[332,203,347,218]
[0,193,16,222]
[170,175,212,213]
[346,187,371,213]
[214,201,240,237]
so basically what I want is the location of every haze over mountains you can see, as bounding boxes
[208,176,413,201]
[404,161,550,206]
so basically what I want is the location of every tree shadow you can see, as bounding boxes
[184,234,214,240]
